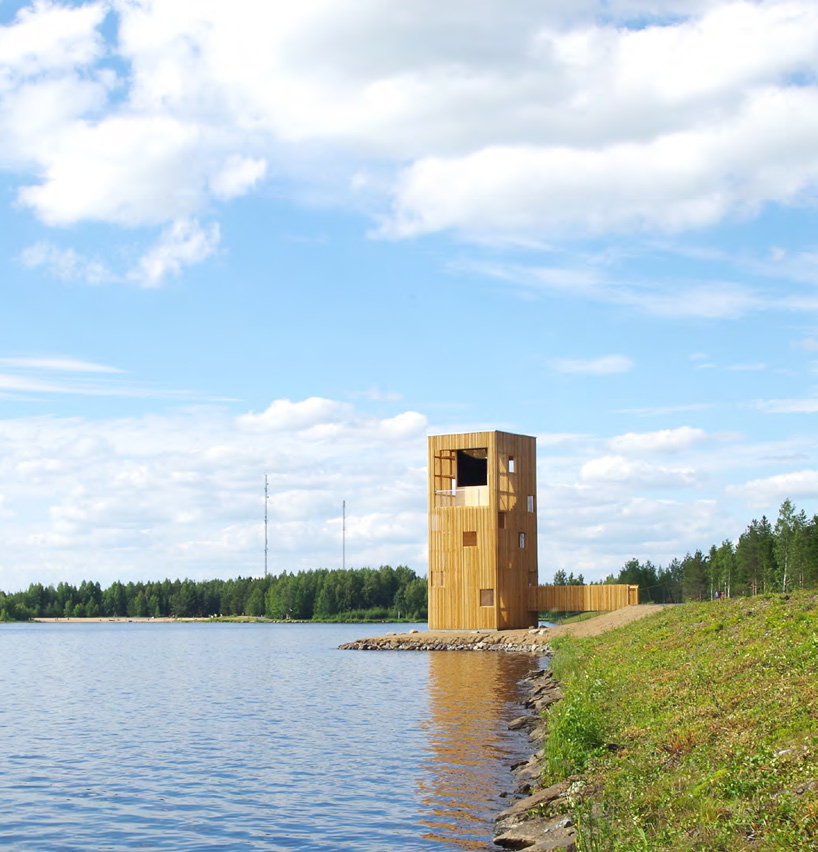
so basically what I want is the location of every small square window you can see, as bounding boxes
[480,588,495,607]
[463,531,477,547]
[519,532,526,548]
[508,456,515,473]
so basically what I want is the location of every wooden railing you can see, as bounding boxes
[528,584,639,612]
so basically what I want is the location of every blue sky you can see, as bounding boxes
[3,0,818,591]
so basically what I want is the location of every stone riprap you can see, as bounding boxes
[338,627,552,653]
[494,668,580,852]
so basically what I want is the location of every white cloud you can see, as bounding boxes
[0,1,106,77]
[209,155,268,200]
[0,356,124,373]
[17,117,208,227]
[537,493,726,580]
[0,353,225,401]
[610,426,709,454]
[238,397,350,432]
[3,0,818,252]
[466,259,767,320]
[757,397,818,414]
[1,391,816,591]
[130,219,220,287]
[19,242,112,284]
[0,397,429,591]
[624,281,763,319]
[727,469,818,507]
[548,354,634,375]
[580,454,699,488]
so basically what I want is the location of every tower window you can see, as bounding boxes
[480,589,495,607]
[519,532,525,548]
[527,495,534,512]
[457,448,488,487]
[498,511,506,530]
[508,456,515,473]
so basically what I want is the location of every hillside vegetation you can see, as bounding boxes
[545,592,818,851]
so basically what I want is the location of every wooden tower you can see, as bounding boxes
[428,431,539,630]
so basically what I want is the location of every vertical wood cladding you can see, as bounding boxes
[528,584,639,612]
[428,431,539,630]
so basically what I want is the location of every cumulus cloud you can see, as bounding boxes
[209,155,268,200]
[610,426,709,454]
[0,396,429,591]
[3,0,818,261]
[238,397,350,432]
[580,454,700,488]
[548,354,634,375]
[537,491,726,580]
[728,469,818,507]
[130,219,220,287]
[18,117,209,227]
[1,387,816,591]
[0,0,106,77]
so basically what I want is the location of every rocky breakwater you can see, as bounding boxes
[494,668,580,852]
[338,627,552,653]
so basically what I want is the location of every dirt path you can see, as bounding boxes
[343,605,668,650]
[547,604,666,638]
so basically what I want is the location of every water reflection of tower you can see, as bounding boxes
[417,651,548,850]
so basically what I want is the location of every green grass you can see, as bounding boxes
[544,592,818,851]
[540,611,606,625]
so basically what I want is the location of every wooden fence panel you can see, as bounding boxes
[528,584,639,613]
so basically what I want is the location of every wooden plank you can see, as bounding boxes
[527,584,639,613]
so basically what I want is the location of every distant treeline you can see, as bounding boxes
[0,565,428,623]
[596,498,818,603]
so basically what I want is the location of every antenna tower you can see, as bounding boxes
[264,474,269,578]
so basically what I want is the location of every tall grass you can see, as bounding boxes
[543,592,818,851]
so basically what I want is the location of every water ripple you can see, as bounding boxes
[0,623,543,851]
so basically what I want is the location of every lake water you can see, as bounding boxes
[0,623,546,851]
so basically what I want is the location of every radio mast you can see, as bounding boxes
[264,474,269,578]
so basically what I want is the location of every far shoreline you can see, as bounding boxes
[28,616,419,625]
[31,616,309,624]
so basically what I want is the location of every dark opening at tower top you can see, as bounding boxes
[456,448,488,488]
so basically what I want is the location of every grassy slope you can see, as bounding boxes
[545,592,818,851]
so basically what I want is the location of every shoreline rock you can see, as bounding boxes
[494,668,578,852]
[338,626,552,653]
[339,637,550,652]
